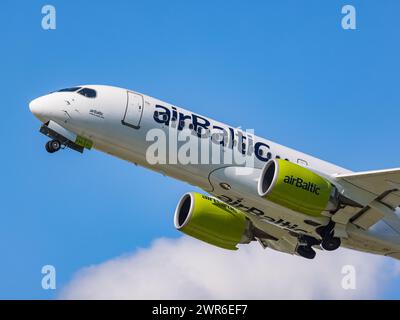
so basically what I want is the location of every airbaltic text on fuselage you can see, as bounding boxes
[153,104,274,163]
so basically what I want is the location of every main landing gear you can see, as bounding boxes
[296,245,316,259]
[296,235,320,259]
[296,222,342,259]
[319,221,341,251]
[45,139,62,153]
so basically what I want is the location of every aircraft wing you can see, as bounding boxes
[335,168,400,208]
[334,168,400,230]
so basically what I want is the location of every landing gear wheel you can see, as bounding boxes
[45,140,61,153]
[321,236,341,251]
[50,140,61,151]
[45,141,53,153]
[318,221,341,251]
[296,245,316,259]
[300,235,321,247]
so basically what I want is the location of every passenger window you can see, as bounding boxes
[78,88,97,98]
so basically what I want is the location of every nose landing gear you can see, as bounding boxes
[45,139,62,153]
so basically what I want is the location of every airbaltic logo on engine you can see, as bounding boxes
[284,176,321,195]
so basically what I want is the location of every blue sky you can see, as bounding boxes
[0,0,399,299]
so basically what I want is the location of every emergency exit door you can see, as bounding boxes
[122,91,144,129]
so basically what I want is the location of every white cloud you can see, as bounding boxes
[60,237,397,299]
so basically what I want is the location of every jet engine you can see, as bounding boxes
[258,159,339,217]
[174,192,252,250]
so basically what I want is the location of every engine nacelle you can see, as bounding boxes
[258,159,338,217]
[174,192,252,250]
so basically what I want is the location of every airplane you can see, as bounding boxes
[29,85,400,260]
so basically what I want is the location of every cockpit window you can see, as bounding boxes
[57,87,81,92]
[77,88,97,98]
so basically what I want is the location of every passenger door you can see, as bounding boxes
[121,91,144,129]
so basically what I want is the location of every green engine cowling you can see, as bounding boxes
[174,192,251,250]
[257,159,338,217]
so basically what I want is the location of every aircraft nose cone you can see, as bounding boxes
[29,95,52,122]
[29,98,42,116]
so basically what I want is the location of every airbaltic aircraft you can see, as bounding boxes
[29,85,400,259]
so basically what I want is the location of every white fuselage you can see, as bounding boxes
[29,85,400,258]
